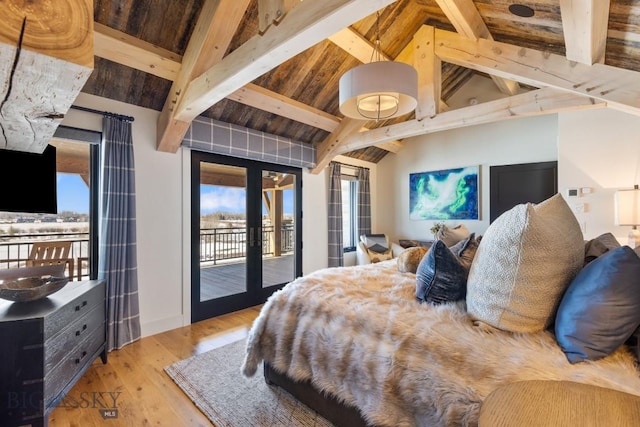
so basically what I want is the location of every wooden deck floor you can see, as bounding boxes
[200,254,295,301]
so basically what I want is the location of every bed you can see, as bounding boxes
[241,195,640,426]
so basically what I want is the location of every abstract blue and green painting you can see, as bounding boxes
[409,166,479,220]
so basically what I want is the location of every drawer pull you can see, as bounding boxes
[75,350,88,364]
[75,324,88,336]
[75,300,88,311]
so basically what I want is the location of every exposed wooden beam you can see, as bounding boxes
[328,27,391,63]
[227,83,339,132]
[93,22,181,81]
[414,25,440,119]
[259,0,301,33]
[434,28,640,117]
[559,0,610,65]
[434,0,519,95]
[276,174,295,188]
[157,0,251,153]
[175,0,399,124]
[337,88,605,152]
[312,118,367,173]
[262,191,271,214]
[92,18,402,155]
[0,0,93,153]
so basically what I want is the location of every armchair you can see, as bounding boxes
[356,234,403,265]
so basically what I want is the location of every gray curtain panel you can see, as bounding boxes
[328,162,343,267]
[99,116,141,351]
[357,167,371,237]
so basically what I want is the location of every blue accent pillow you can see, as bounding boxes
[555,246,640,363]
[415,234,478,305]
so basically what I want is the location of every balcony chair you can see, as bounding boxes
[356,234,403,265]
[26,241,74,279]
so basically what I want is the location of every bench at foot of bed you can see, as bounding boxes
[263,361,373,427]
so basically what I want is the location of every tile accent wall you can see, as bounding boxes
[182,117,316,169]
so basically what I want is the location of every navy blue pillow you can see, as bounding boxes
[415,235,476,305]
[555,246,640,363]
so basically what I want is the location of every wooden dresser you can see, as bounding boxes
[0,280,107,427]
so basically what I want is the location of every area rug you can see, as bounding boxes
[164,339,333,427]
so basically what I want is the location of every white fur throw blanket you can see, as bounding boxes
[242,260,640,427]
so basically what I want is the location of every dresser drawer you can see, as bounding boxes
[44,321,106,408]
[44,302,105,375]
[44,281,104,341]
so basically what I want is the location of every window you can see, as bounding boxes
[341,177,359,251]
[0,126,100,281]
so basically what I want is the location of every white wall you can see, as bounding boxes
[377,114,558,242]
[558,108,640,242]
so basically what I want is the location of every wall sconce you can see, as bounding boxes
[615,184,640,248]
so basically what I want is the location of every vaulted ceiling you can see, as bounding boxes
[75,1,640,169]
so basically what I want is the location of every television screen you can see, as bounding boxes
[0,145,58,214]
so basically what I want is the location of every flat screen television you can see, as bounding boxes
[0,145,58,214]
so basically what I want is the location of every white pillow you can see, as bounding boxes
[466,194,584,333]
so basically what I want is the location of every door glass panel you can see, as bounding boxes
[199,163,247,301]
[262,170,295,288]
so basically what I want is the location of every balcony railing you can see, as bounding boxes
[0,231,90,280]
[0,225,295,277]
[199,224,294,265]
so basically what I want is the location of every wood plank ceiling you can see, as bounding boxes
[82,0,640,167]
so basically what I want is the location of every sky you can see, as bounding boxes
[200,185,294,216]
[56,175,294,216]
[57,173,90,214]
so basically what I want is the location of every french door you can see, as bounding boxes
[191,151,302,322]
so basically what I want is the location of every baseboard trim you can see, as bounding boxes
[141,314,184,338]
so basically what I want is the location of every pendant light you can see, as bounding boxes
[339,11,418,121]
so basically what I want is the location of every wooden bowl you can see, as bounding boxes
[0,276,70,302]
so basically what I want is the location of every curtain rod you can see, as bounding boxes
[331,161,369,171]
[70,105,135,122]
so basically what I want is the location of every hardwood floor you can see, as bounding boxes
[49,305,263,426]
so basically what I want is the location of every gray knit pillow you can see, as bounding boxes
[466,194,584,333]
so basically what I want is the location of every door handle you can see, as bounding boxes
[249,227,254,247]
[257,227,262,247]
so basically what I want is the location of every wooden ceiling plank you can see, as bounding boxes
[559,0,610,65]
[93,22,181,81]
[259,0,301,33]
[434,0,519,96]
[312,118,367,174]
[434,28,640,117]
[175,0,399,124]
[339,88,606,152]
[157,0,251,153]
[414,25,440,120]
[200,170,246,187]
